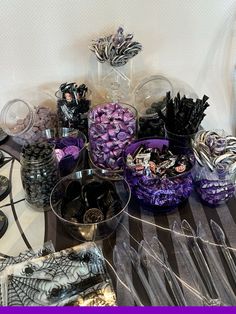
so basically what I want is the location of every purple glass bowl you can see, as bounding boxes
[192,163,235,206]
[88,102,137,171]
[124,138,194,213]
[42,128,87,176]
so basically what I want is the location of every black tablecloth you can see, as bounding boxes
[1,136,236,306]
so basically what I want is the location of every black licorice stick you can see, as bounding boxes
[159,92,209,135]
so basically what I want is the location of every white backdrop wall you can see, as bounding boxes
[0,0,236,133]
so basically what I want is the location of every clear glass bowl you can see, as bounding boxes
[192,163,235,206]
[124,138,194,213]
[41,127,87,177]
[50,169,131,241]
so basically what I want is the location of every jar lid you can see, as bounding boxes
[133,75,173,118]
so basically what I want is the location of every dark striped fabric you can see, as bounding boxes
[1,138,236,306]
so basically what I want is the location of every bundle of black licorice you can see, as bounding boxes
[158,92,209,135]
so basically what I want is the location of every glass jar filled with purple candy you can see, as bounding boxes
[41,128,87,177]
[124,138,194,212]
[0,94,57,145]
[88,102,137,171]
[192,130,236,206]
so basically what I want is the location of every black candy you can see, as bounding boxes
[21,142,59,209]
[0,210,8,238]
[61,179,122,224]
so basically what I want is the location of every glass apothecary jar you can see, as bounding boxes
[96,60,133,103]
[20,142,60,211]
[88,102,137,171]
[133,75,173,138]
[55,83,91,138]
[192,162,235,206]
[0,93,57,145]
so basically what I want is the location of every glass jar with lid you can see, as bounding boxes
[0,92,57,145]
[133,75,173,138]
[20,142,60,211]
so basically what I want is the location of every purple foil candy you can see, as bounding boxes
[61,137,78,147]
[63,145,80,159]
[101,133,109,141]
[124,139,194,210]
[117,131,127,141]
[89,102,136,170]
[108,128,116,137]
[196,178,235,205]
[55,148,65,162]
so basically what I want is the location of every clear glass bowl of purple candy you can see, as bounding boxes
[88,102,137,172]
[192,162,235,206]
[124,138,195,213]
[41,128,87,177]
[50,169,131,241]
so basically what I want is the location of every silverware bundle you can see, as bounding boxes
[90,27,142,67]
[114,220,236,306]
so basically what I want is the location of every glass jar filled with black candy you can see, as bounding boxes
[20,142,60,211]
[133,75,173,138]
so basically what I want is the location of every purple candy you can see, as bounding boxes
[101,133,109,141]
[117,131,127,141]
[89,102,136,170]
[195,178,235,206]
[108,128,116,137]
[63,145,80,159]
[124,138,194,210]
[61,137,78,147]
[55,148,65,162]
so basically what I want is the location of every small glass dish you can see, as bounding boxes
[124,138,194,213]
[41,127,87,176]
[50,169,131,241]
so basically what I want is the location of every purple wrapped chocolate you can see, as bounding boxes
[124,138,194,212]
[88,102,137,171]
[63,145,80,159]
[192,163,235,206]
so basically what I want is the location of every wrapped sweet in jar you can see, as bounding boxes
[0,93,57,145]
[192,130,236,206]
[124,138,194,212]
[56,82,91,137]
[88,102,137,171]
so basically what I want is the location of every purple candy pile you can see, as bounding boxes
[10,105,57,145]
[124,139,194,210]
[133,175,193,207]
[195,179,235,206]
[88,102,136,170]
[49,136,84,162]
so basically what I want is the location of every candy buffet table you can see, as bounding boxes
[1,136,236,306]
